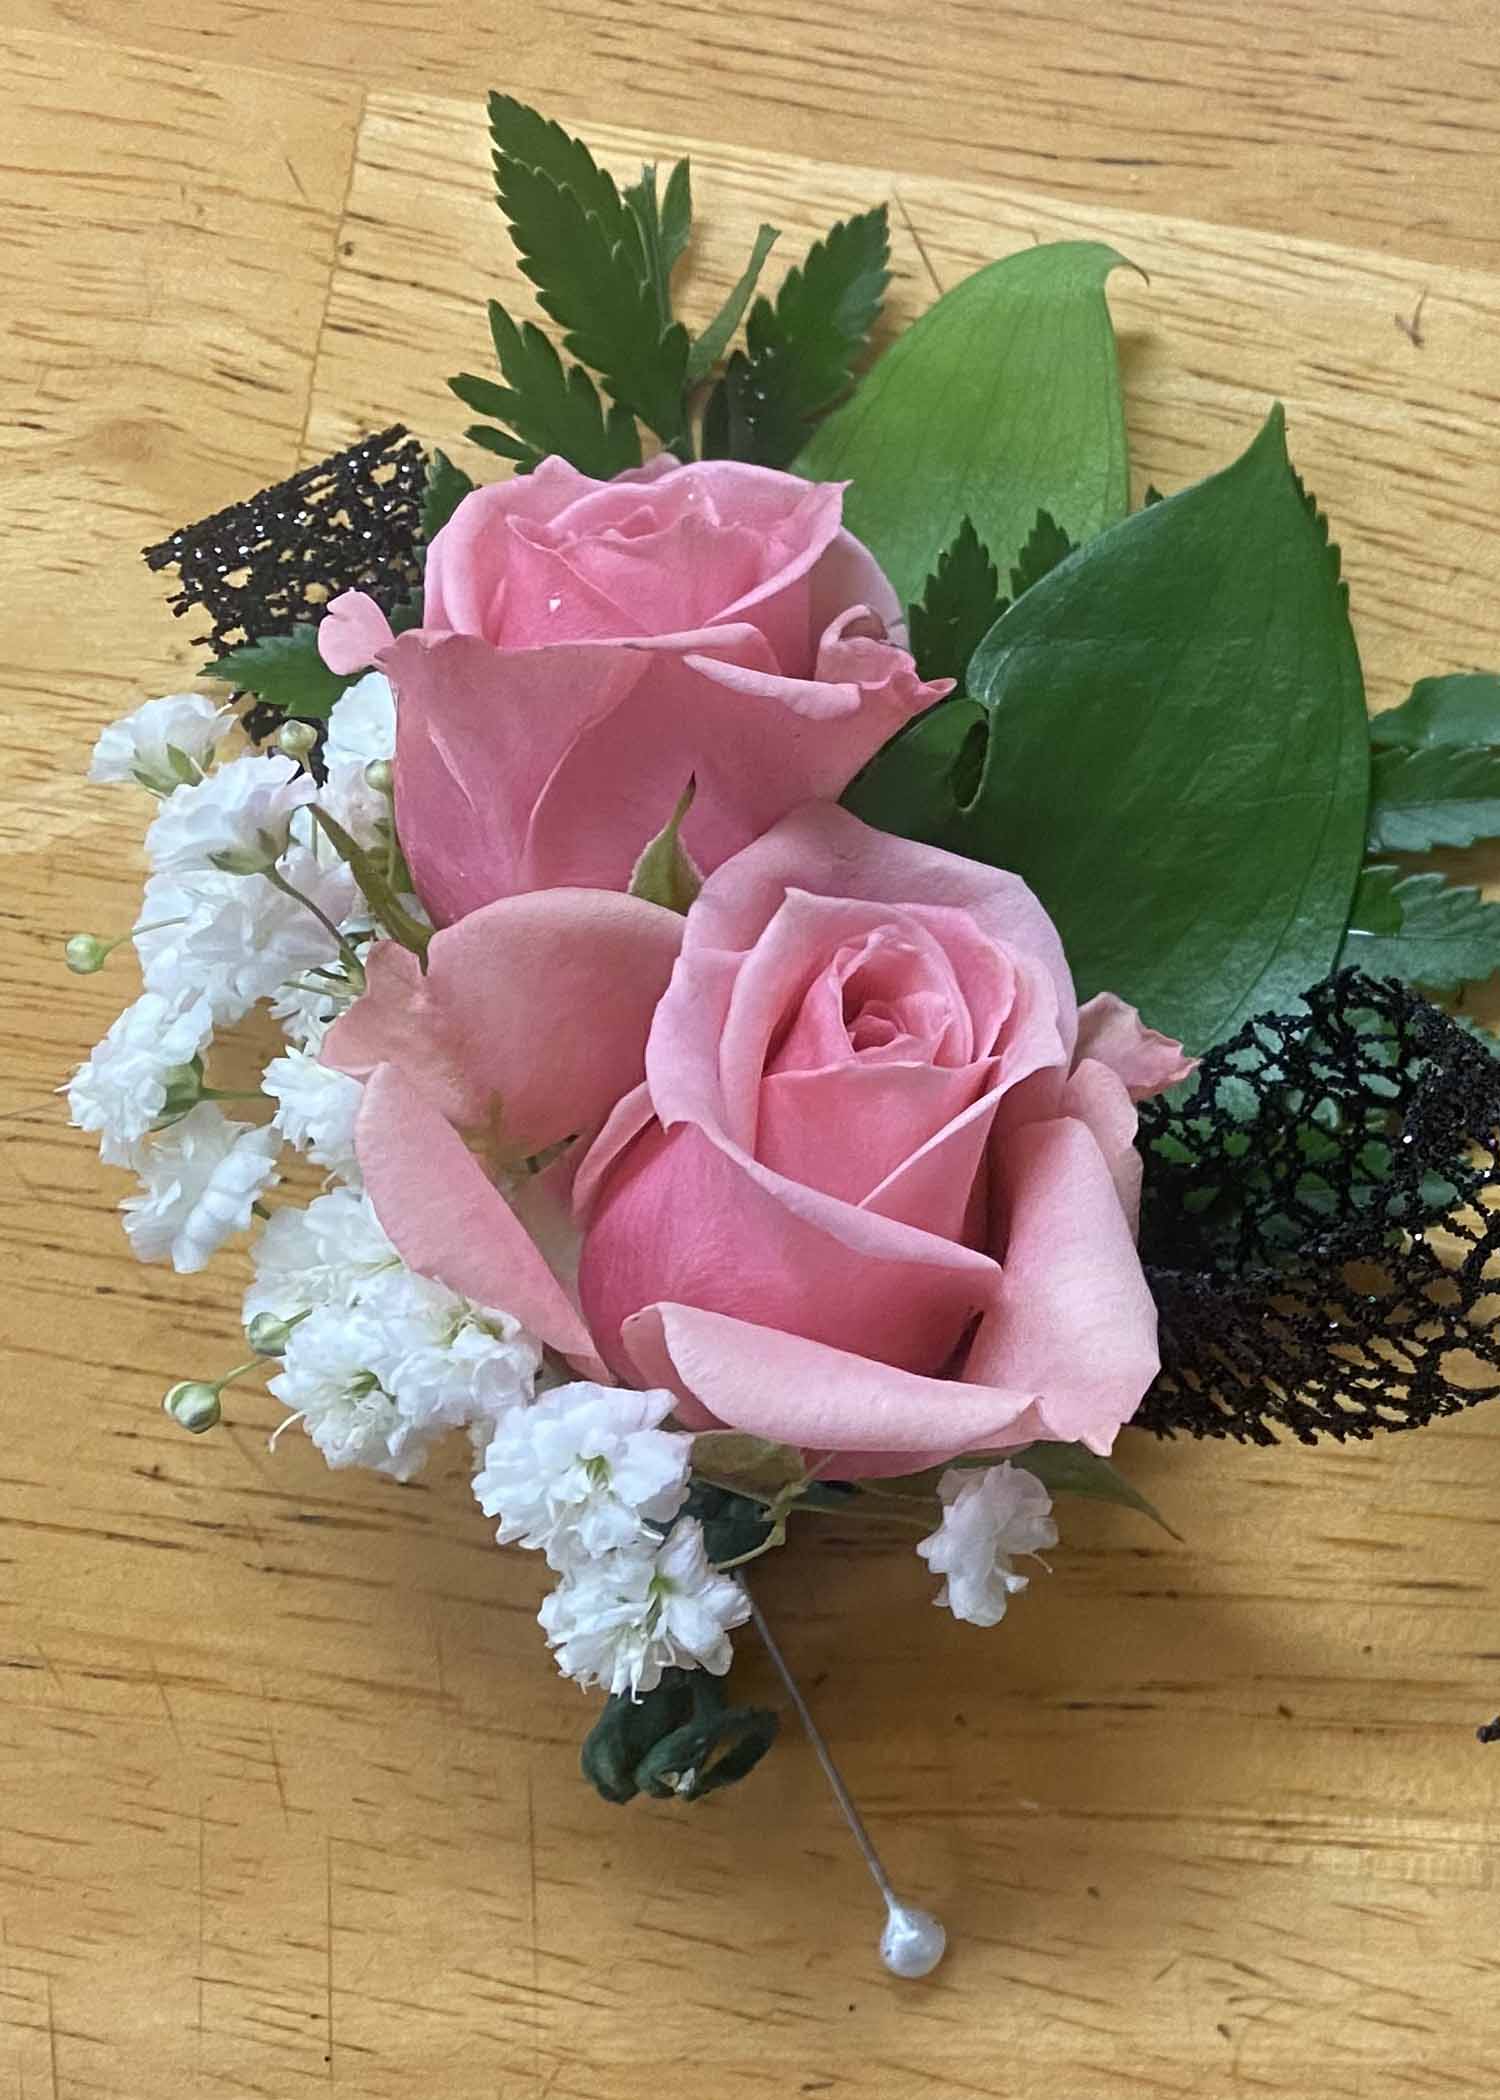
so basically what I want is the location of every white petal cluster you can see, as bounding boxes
[267,1264,542,1481]
[322,672,396,842]
[472,1383,692,1570]
[916,1463,1058,1628]
[136,848,356,1026]
[538,1517,749,1698]
[263,1045,363,1180]
[146,751,315,874]
[243,1185,397,1326]
[66,988,213,1166]
[88,692,228,792]
[121,1103,280,1272]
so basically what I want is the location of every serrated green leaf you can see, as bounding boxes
[202,625,352,720]
[796,240,1131,606]
[1369,671,1500,751]
[421,449,474,542]
[1367,742,1500,851]
[908,518,1007,687]
[854,407,1369,1052]
[449,303,642,477]
[1008,508,1076,598]
[686,223,780,383]
[1009,1442,1180,1539]
[627,778,702,913]
[701,206,890,468]
[1340,865,1500,993]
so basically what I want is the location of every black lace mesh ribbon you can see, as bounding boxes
[1136,970,1500,1445]
[143,427,427,741]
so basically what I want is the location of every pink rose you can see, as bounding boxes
[329,806,1191,1480]
[318,456,947,924]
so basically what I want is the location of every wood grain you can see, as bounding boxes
[6,11,1500,2096]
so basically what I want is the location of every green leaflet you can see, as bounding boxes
[1369,670,1500,750]
[686,223,781,384]
[420,449,474,542]
[1340,865,1500,993]
[451,303,643,477]
[701,207,890,468]
[797,240,1132,607]
[854,408,1370,1053]
[202,625,351,720]
[1367,742,1500,852]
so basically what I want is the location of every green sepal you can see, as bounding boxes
[627,778,702,913]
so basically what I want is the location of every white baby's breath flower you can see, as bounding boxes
[121,1103,280,1272]
[538,1518,749,1698]
[267,1266,541,1478]
[242,1186,396,1327]
[473,1383,690,1570]
[263,1045,363,1179]
[146,751,315,875]
[88,692,228,792]
[66,988,213,1166]
[915,1462,1058,1628]
[322,672,396,842]
[136,847,356,1025]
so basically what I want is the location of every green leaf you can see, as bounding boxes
[625,158,693,325]
[853,407,1370,1052]
[421,449,474,542]
[1339,865,1500,993]
[908,518,1007,688]
[1367,742,1500,852]
[627,779,702,913]
[450,303,643,477]
[581,1667,778,1805]
[701,206,890,468]
[202,625,352,720]
[690,1433,805,1505]
[796,240,1131,607]
[1369,671,1500,752]
[686,223,780,383]
[1009,1442,1180,1539]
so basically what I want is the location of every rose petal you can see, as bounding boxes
[324,888,683,1152]
[1075,992,1196,1101]
[622,1302,1037,1477]
[318,591,396,675]
[356,1065,607,1375]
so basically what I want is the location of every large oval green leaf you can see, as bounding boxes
[795,241,1132,606]
[849,408,1370,1052]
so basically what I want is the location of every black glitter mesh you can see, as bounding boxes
[143,426,426,741]
[1136,970,1500,1445]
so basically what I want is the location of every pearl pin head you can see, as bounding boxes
[879,1901,947,1979]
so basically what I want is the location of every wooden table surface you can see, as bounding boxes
[6,4,1500,2094]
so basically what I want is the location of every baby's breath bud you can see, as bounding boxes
[162,1380,222,1433]
[276,719,319,760]
[246,1310,295,1356]
[65,933,112,974]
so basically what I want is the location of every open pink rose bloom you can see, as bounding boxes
[323,462,1191,1480]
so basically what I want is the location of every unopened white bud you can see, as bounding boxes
[162,1380,222,1433]
[246,1311,295,1356]
[65,933,112,974]
[276,719,318,759]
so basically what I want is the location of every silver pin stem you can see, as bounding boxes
[742,1581,947,1978]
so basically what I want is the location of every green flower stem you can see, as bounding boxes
[262,864,367,989]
